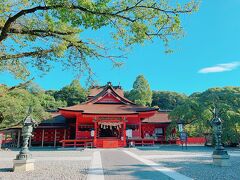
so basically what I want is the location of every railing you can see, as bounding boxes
[127,138,155,146]
[60,139,94,148]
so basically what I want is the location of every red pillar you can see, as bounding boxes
[75,115,79,139]
[123,120,127,147]
[163,127,166,141]
[139,117,142,138]
[94,121,97,147]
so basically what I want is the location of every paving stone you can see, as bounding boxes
[128,146,240,180]
[0,149,92,180]
[101,149,172,180]
[1,146,239,180]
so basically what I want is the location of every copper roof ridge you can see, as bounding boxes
[86,83,135,105]
[90,82,122,90]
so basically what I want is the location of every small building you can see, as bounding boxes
[1,82,173,148]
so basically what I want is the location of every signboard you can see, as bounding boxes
[180,132,188,150]
[0,133,3,149]
[178,124,183,132]
[126,129,132,138]
[98,117,122,121]
[91,130,95,137]
[180,132,188,142]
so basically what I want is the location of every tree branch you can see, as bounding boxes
[0,49,54,60]
[0,78,34,98]
[0,27,77,37]
[0,4,134,42]
[8,78,34,91]
[0,2,195,42]
[114,1,194,15]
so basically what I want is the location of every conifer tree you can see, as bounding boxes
[128,75,152,106]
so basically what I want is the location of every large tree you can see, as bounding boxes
[24,82,67,110]
[152,91,187,110]
[170,87,240,145]
[0,82,68,129]
[127,75,152,106]
[0,85,49,129]
[53,79,87,106]
[35,92,67,110]
[0,0,198,80]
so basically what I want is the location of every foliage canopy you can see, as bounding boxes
[0,0,198,80]
[170,87,240,145]
[152,91,187,110]
[53,79,87,106]
[0,85,49,129]
[126,75,152,106]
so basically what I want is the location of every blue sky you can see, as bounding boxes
[1,0,240,95]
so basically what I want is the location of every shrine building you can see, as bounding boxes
[1,82,173,148]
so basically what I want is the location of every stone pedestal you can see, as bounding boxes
[212,153,231,167]
[13,159,35,172]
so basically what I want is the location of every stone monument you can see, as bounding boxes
[211,108,230,166]
[13,108,37,172]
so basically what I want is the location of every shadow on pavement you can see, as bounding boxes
[154,154,240,180]
[136,145,214,152]
[0,168,12,173]
[102,164,173,180]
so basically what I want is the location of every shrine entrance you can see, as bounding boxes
[95,120,126,148]
[98,122,122,138]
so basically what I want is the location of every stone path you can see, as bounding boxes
[127,147,240,180]
[1,147,239,180]
[123,150,192,180]
[0,149,92,180]
[87,151,104,180]
[100,149,178,180]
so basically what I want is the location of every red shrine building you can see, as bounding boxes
[1,82,173,148]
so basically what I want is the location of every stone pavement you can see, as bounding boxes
[1,146,240,180]
[88,147,240,180]
[100,149,173,180]
[127,146,240,180]
[0,149,92,180]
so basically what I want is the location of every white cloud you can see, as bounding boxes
[198,62,240,74]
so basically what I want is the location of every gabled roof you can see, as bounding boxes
[88,83,124,97]
[142,112,171,123]
[59,82,158,115]
[84,82,134,105]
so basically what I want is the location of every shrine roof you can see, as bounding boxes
[89,84,124,97]
[0,112,67,131]
[86,82,131,104]
[142,112,171,123]
[59,82,157,114]
[59,104,157,114]
[41,112,66,124]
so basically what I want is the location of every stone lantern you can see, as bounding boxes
[211,108,230,166]
[13,109,37,172]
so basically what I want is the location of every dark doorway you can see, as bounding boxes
[99,126,120,138]
[70,126,75,139]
